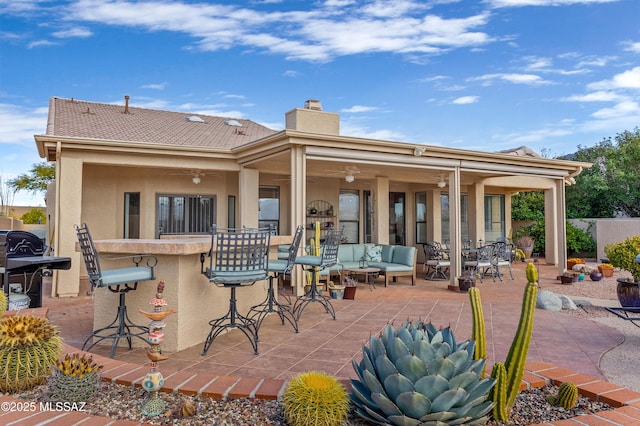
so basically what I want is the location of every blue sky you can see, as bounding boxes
[1,0,639,206]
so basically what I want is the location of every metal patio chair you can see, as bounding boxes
[464,244,496,282]
[293,228,342,321]
[493,241,515,280]
[248,225,303,333]
[200,226,270,355]
[424,241,450,280]
[75,223,157,358]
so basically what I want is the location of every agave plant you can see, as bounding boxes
[351,320,495,425]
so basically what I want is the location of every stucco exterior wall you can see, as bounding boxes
[569,218,640,261]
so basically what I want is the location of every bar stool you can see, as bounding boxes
[200,226,270,356]
[74,223,157,358]
[249,225,303,333]
[293,228,342,321]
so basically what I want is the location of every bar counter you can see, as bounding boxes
[89,235,292,353]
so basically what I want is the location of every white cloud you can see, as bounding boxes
[498,127,572,144]
[487,0,618,8]
[562,91,627,102]
[63,0,494,62]
[340,122,405,141]
[140,82,168,90]
[283,70,299,77]
[52,26,92,38]
[341,105,378,113]
[623,41,640,53]
[588,67,640,90]
[27,39,56,48]
[591,101,640,119]
[469,73,552,86]
[0,103,48,146]
[452,96,479,104]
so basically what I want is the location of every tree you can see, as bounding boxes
[0,175,16,216]
[20,208,46,224]
[8,162,55,195]
[511,191,545,221]
[566,128,640,218]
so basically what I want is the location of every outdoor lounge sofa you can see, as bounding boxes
[320,243,417,287]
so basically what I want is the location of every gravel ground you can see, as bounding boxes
[11,381,611,425]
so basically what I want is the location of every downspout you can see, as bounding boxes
[564,166,583,186]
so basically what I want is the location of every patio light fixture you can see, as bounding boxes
[437,179,446,188]
[345,174,355,183]
[192,175,201,184]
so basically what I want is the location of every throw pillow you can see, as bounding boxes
[366,245,382,262]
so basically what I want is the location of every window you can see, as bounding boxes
[258,186,279,233]
[339,189,360,243]
[157,194,216,237]
[124,192,140,238]
[484,194,505,242]
[415,192,427,244]
[390,192,405,245]
[441,193,469,244]
[228,195,236,228]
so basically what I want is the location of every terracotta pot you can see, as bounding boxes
[599,266,614,277]
[616,278,640,312]
[343,286,357,300]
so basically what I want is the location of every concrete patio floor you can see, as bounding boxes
[47,260,622,383]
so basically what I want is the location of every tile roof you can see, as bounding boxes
[47,97,278,149]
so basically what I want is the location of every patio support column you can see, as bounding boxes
[238,167,259,228]
[428,189,441,242]
[373,177,389,245]
[468,182,485,245]
[545,179,566,274]
[290,146,306,296]
[54,153,83,297]
[448,168,462,284]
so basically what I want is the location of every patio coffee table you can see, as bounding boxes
[344,267,380,290]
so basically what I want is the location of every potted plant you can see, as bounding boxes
[515,236,534,259]
[457,271,479,292]
[342,275,358,300]
[605,236,640,311]
[567,257,585,270]
[559,271,576,284]
[598,263,614,278]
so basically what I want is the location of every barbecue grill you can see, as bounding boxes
[1,230,71,309]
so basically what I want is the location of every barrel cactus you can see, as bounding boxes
[548,382,578,409]
[282,371,350,426]
[351,320,495,425]
[47,353,102,403]
[0,315,62,392]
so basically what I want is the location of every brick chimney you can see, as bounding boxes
[285,99,339,135]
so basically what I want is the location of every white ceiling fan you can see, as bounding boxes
[324,166,362,182]
[169,169,218,184]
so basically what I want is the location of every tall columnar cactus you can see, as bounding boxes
[282,371,350,426]
[0,290,7,316]
[0,315,63,392]
[469,287,486,376]
[503,262,539,407]
[489,362,508,422]
[550,382,578,409]
[470,261,539,421]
